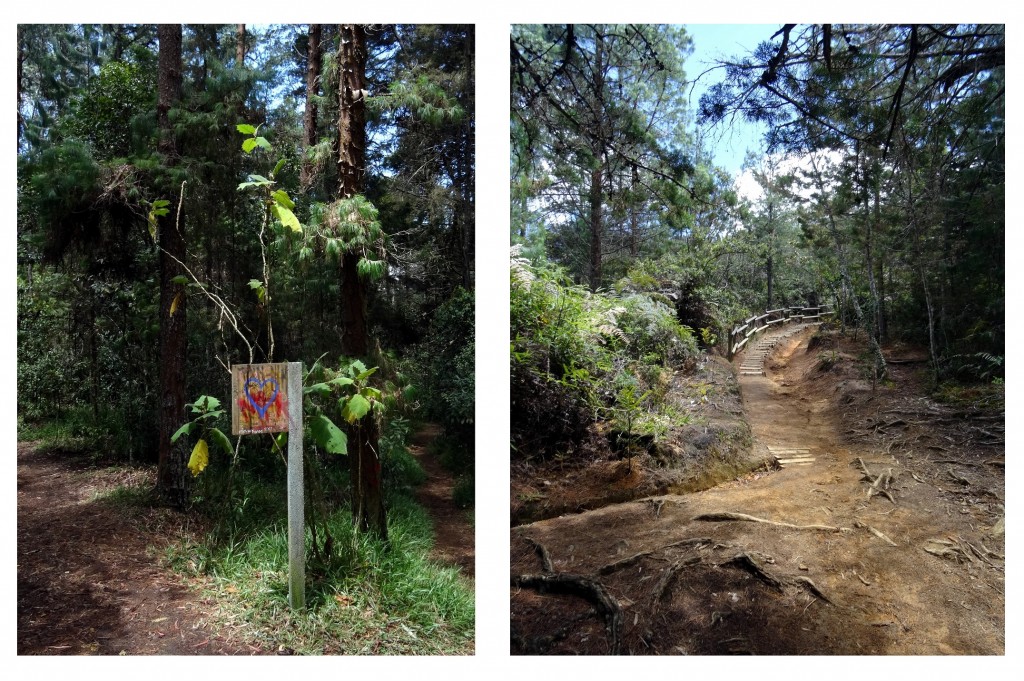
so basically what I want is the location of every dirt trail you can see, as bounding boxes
[18,424,473,654]
[17,444,255,655]
[511,327,1005,655]
[408,423,475,580]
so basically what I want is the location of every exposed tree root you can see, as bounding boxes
[523,536,554,572]
[857,458,898,504]
[721,551,784,589]
[693,511,848,533]
[792,575,834,605]
[649,555,701,609]
[597,537,713,576]
[511,573,623,654]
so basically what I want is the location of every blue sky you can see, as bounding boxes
[683,24,780,175]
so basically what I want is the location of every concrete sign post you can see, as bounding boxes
[232,362,304,610]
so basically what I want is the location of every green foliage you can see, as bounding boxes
[452,476,474,509]
[172,394,232,477]
[63,61,154,158]
[372,74,466,125]
[412,288,475,440]
[379,417,427,492]
[511,252,700,459]
[616,294,697,366]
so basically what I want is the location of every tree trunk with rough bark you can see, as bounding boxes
[236,25,245,67]
[587,34,605,292]
[300,24,322,188]
[156,23,189,508]
[336,24,386,540]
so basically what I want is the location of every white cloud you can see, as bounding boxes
[733,149,845,204]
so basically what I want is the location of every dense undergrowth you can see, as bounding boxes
[511,249,723,462]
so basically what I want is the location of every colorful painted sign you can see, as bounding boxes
[231,363,290,434]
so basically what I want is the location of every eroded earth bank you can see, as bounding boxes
[511,327,1004,655]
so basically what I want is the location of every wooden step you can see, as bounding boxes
[776,457,816,467]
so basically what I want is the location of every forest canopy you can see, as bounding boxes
[17,24,476,517]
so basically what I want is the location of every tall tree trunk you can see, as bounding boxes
[236,24,246,67]
[17,25,24,145]
[336,24,386,540]
[861,148,883,358]
[300,24,322,189]
[156,24,189,508]
[629,164,639,258]
[587,33,605,291]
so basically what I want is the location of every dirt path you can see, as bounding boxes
[18,424,474,654]
[408,423,475,580]
[511,328,1005,654]
[16,443,257,655]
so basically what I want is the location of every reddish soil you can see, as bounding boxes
[17,424,473,654]
[16,444,256,655]
[511,327,1005,655]
[408,423,475,580]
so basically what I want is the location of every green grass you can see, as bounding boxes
[164,492,474,655]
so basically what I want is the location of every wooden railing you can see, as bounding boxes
[728,306,834,357]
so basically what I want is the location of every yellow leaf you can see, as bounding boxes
[170,290,183,317]
[188,438,209,477]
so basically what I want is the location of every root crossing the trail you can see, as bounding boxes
[511,327,1004,655]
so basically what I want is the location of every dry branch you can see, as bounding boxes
[868,526,898,546]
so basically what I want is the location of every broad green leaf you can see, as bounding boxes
[304,382,332,397]
[254,137,271,150]
[309,414,348,455]
[342,394,371,423]
[236,123,257,135]
[349,360,368,376]
[272,189,295,210]
[192,395,221,412]
[152,199,171,208]
[271,204,303,233]
[274,432,288,450]
[359,386,381,400]
[208,427,233,456]
[171,275,189,285]
[171,422,195,443]
[271,158,287,178]
[242,138,259,153]
[355,367,378,382]
[188,439,210,476]
[328,376,355,388]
